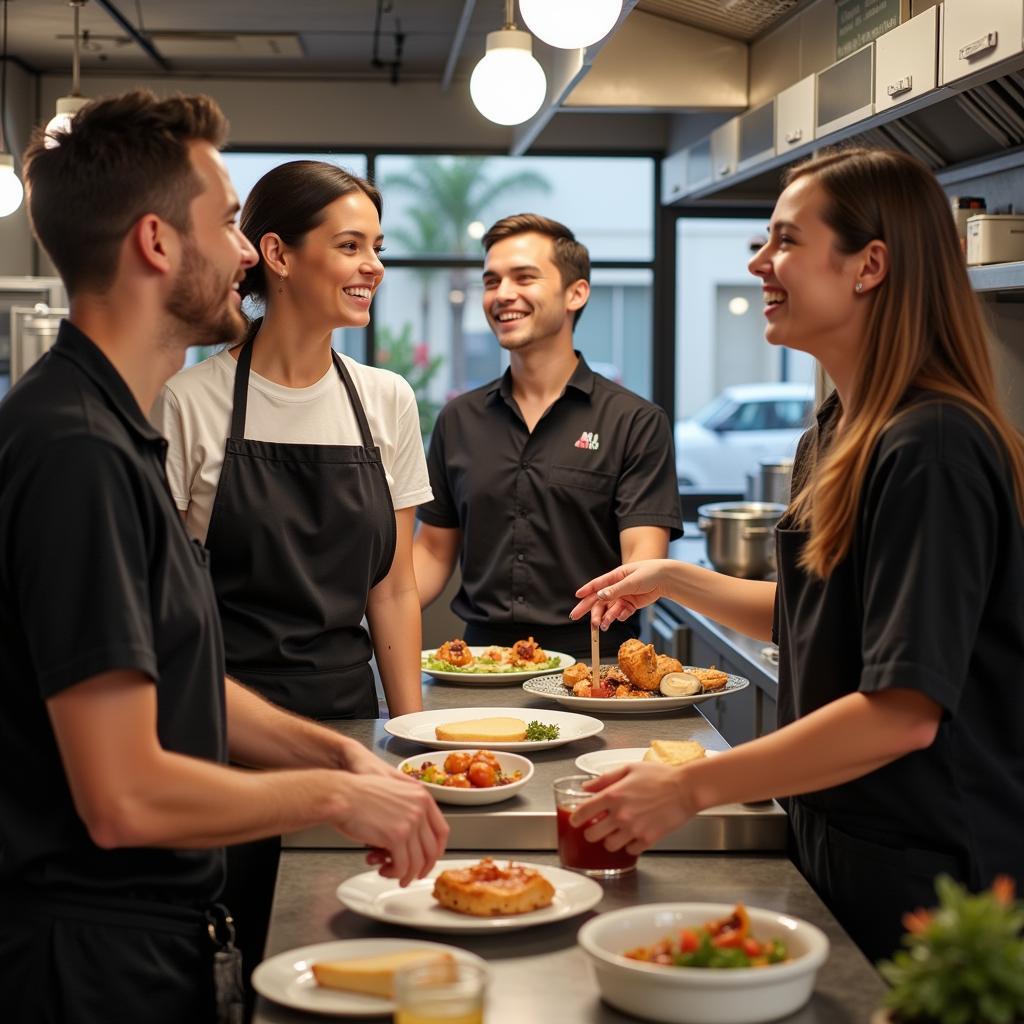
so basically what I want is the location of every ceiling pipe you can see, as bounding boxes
[441,0,476,92]
[93,0,170,71]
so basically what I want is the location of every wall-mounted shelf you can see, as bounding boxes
[967,260,1024,292]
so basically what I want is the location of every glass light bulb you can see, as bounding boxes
[470,30,547,126]
[44,95,90,149]
[520,0,623,49]
[0,155,23,217]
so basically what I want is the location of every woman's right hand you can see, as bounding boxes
[570,560,674,631]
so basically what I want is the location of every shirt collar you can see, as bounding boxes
[50,319,166,446]
[486,350,596,405]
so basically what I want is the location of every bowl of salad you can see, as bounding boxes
[577,902,829,1024]
[396,749,533,805]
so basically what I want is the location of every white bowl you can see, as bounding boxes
[396,750,533,805]
[577,902,830,1024]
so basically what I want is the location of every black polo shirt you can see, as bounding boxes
[774,390,1024,889]
[0,321,227,903]
[418,354,681,656]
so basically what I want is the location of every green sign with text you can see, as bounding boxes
[836,0,902,58]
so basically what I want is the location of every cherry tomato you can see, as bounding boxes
[471,750,500,768]
[468,761,497,788]
[445,773,471,788]
[678,928,699,953]
[742,938,763,958]
[444,752,472,774]
[713,929,744,949]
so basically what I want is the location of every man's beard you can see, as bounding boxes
[165,238,246,350]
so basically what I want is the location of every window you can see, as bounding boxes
[374,155,656,409]
[674,217,817,492]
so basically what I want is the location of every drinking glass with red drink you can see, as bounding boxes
[552,774,637,877]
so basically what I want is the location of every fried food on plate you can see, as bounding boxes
[435,639,473,667]
[562,663,590,688]
[656,654,685,679]
[312,949,453,996]
[509,636,547,665]
[617,638,661,691]
[689,666,730,692]
[432,858,555,916]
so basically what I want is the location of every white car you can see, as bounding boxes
[675,383,815,489]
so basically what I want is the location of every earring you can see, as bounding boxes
[855,281,863,293]
[278,272,286,281]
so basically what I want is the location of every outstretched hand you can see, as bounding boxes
[570,560,671,631]
[568,763,697,856]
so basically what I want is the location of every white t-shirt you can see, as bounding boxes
[152,348,432,544]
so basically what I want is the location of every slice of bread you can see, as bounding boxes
[643,739,707,766]
[311,949,453,996]
[435,717,527,742]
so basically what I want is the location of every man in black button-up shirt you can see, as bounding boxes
[414,214,681,658]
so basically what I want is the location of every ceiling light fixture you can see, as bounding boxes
[470,0,547,127]
[519,0,623,50]
[0,0,22,216]
[45,1,90,148]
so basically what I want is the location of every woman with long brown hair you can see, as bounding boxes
[569,147,1024,961]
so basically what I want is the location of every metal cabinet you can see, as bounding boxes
[737,100,776,171]
[941,0,1024,85]
[685,136,713,192]
[875,6,939,111]
[689,635,755,748]
[775,75,815,154]
[816,43,875,138]
[710,117,740,182]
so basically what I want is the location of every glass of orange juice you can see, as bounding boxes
[393,960,486,1024]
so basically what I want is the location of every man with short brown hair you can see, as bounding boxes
[0,90,447,1024]
[413,213,680,658]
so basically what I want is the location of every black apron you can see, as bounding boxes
[775,523,967,964]
[0,889,221,1024]
[204,340,397,721]
[204,341,397,1000]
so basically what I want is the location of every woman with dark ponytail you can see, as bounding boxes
[153,160,431,988]
[569,147,1024,964]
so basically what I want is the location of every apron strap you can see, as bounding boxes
[229,341,254,441]
[331,350,376,449]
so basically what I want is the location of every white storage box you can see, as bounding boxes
[875,6,939,110]
[942,0,1024,86]
[966,214,1024,266]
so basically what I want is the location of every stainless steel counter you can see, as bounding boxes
[284,679,787,853]
[254,849,887,1024]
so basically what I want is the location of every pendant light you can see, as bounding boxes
[520,0,623,50]
[0,0,22,216]
[45,0,90,148]
[470,0,547,127]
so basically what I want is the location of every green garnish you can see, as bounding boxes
[525,720,560,741]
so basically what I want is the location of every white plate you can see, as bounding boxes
[421,646,576,684]
[251,938,487,1017]
[522,671,749,713]
[385,706,604,752]
[396,750,534,805]
[336,859,603,934]
[575,747,721,775]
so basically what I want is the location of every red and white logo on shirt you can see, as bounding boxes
[574,431,600,451]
